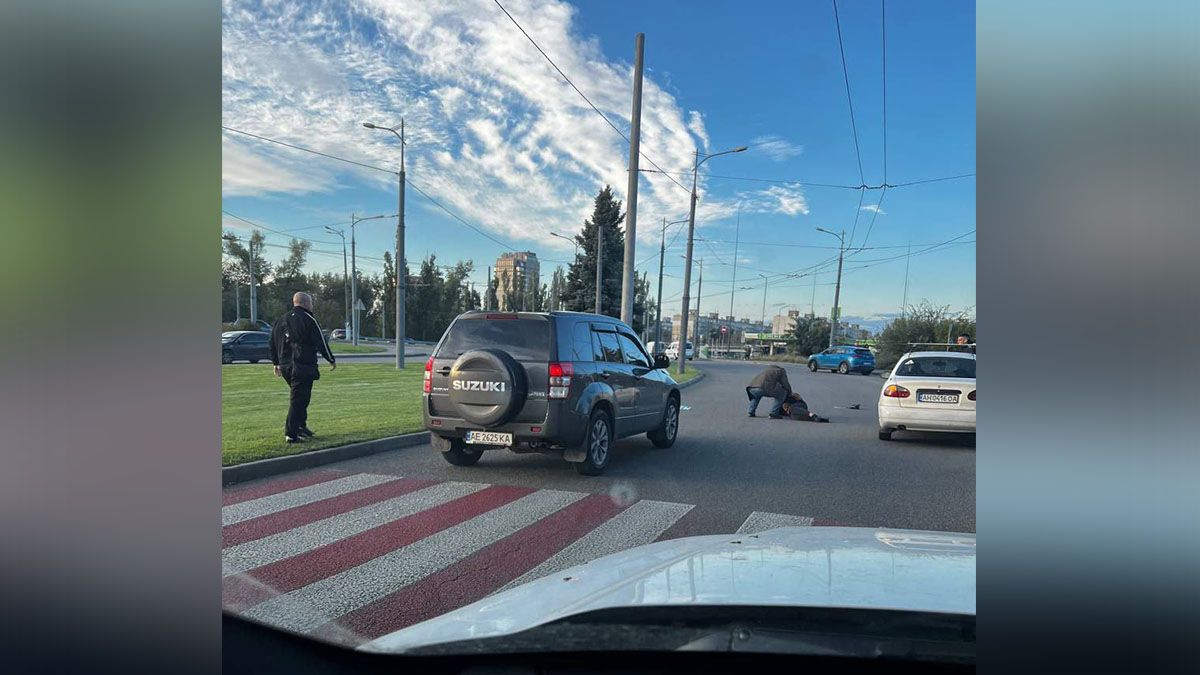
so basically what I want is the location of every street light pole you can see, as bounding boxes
[817,227,846,347]
[248,233,257,324]
[759,273,769,327]
[654,217,686,349]
[676,145,747,374]
[728,201,741,349]
[350,213,359,346]
[549,231,579,258]
[325,226,349,335]
[595,221,603,314]
[363,120,407,369]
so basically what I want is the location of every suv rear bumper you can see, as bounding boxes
[423,398,587,449]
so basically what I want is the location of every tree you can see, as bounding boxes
[268,238,311,321]
[791,314,833,358]
[563,186,625,317]
[484,274,498,311]
[222,230,272,320]
[633,271,652,336]
[380,251,396,340]
[548,266,566,311]
[875,301,976,368]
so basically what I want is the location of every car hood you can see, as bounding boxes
[361,526,975,653]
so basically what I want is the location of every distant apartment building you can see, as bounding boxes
[772,309,802,336]
[493,251,540,311]
[671,311,769,345]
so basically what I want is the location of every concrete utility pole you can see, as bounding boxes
[901,239,911,318]
[486,265,491,311]
[676,145,747,374]
[248,233,257,324]
[363,119,408,368]
[728,202,741,346]
[694,258,703,345]
[655,218,666,347]
[234,281,241,322]
[350,213,359,345]
[817,227,846,347]
[595,221,603,314]
[620,32,645,325]
[759,273,769,326]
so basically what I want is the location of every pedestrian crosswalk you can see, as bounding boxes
[221,470,818,646]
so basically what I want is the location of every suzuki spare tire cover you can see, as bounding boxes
[448,349,527,427]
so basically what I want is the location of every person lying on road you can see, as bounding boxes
[782,392,830,423]
[746,364,792,419]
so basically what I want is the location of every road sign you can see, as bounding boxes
[354,299,366,311]
[720,325,728,334]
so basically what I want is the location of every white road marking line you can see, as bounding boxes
[496,499,694,594]
[243,489,586,634]
[736,511,814,534]
[222,474,396,526]
[221,481,488,576]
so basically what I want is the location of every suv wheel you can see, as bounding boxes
[807,360,818,372]
[647,398,679,449]
[575,408,613,476]
[222,350,233,364]
[442,439,484,466]
[838,361,850,374]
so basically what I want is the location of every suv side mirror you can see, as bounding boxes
[653,353,670,369]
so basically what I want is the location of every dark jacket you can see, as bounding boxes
[747,365,792,399]
[270,306,335,375]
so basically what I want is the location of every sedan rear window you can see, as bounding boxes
[896,356,975,379]
[437,318,550,361]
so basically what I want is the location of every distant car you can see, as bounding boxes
[665,341,694,361]
[877,350,976,440]
[808,345,876,375]
[644,341,667,356]
[254,319,272,332]
[330,328,348,340]
[222,331,271,364]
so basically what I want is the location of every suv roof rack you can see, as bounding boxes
[906,342,975,347]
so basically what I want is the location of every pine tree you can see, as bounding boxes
[484,275,498,311]
[563,186,626,317]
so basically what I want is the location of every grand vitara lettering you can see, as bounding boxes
[452,380,507,392]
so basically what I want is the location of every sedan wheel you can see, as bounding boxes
[222,350,233,364]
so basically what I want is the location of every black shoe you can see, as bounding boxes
[768,413,784,419]
[298,427,315,438]
[747,412,756,417]
[817,417,830,423]
[285,435,305,443]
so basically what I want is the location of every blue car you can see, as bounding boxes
[808,345,876,375]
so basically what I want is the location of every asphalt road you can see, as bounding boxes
[330,359,975,533]
[222,359,974,644]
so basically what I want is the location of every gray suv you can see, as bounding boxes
[423,311,681,475]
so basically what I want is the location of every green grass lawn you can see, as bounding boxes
[329,343,387,354]
[222,363,423,466]
[670,365,703,383]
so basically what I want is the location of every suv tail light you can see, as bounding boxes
[423,357,433,394]
[968,390,976,401]
[883,384,910,398]
[548,362,573,399]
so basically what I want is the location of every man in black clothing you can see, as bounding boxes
[954,333,976,355]
[270,292,336,443]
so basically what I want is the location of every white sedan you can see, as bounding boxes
[878,351,976,440]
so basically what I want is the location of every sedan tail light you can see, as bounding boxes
[548,362,573,399]
[968,390,976,401]
[883,384,910,398]
[423,357,433,394]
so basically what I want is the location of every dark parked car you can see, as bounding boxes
[424,311,681,475]
[222,331,271,364]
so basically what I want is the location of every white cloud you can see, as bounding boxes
[860,204,886,214]
[751,134,803,161]
[687,111,709,152]
[222,0,791,248]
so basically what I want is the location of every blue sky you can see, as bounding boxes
[222,0,974,330]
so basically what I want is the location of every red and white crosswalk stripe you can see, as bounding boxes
[221,471,814,646]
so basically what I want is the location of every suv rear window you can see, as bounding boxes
[854,349,873,357]
[896,356,975,379]
[437,317,550,361]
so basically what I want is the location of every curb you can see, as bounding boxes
[676,369,707,389]
[222,431,430,485]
